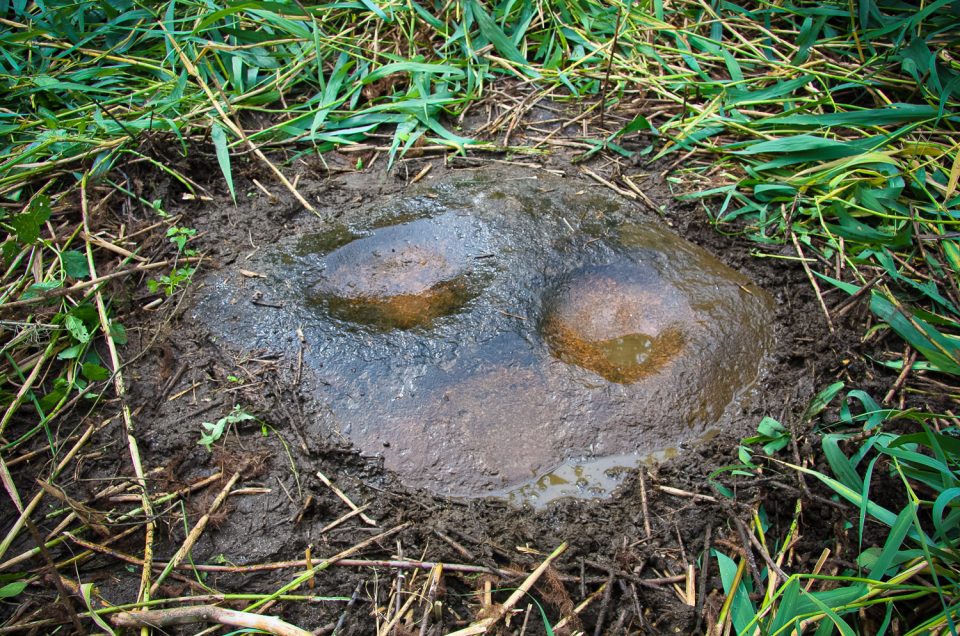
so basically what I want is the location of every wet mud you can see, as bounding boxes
[192,168,773,501]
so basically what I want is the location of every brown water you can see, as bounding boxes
[193,169,773,504]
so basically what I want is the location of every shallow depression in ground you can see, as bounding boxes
[193,169,774,502]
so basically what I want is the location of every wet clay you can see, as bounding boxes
[193,168,774,501]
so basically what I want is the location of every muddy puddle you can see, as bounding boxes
[193,168,773,503]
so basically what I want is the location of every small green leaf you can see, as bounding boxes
[9,195,51,244]
[61,250,90,279]
[57,346,82,364]
[64,315,91,344]
[211,122,236,202]
[39,385,68,411]
[803,382,845,421]
[0,581,26,598]
[198,420,226,451]
[757,416,786,438]
[21,280,61,300]
[198,406,255,450]
[109,322,128,345]
[618,114,655,137]
[82,363,111,381]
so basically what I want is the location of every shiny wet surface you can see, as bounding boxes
[308,214,485,329]
[193,169,774,502]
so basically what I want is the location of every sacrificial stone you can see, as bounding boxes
[309,214,482,329]
[193,168,774,502]
[541,262,690,383]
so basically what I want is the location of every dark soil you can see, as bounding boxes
[0,99,908,635]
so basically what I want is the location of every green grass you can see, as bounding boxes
[716,387,960,635]
[0,0,958,633]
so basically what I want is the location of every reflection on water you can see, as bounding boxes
[503,447,680,507]
[193,168,774,503]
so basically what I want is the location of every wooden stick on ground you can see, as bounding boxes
[418,563,443,636]
[0,257,201,310]
[447,542,568,636]
[0,423,97,564]
[243,522,411,613]
[150,471,241,595]
[791,232,835,333]
[82,175,157,606]
[319,503,371,534]
[315,469,377,526]
[552,582,607,632]
[111,606,311,636]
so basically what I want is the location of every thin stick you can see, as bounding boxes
[0,257,200,310]
[638,470,653,540]
[377,576,419,636]
[685,564,696,606]
[581,166,637,200]
[62,536,521,581]
[433,530,475,561]
[316,470,377,526]
[244,523,411,613]
[63,533,213,594]
[418,564,443,636]
[25,518,87,635]
[0,423,96,563]
[791,232,835,333]
[599,0,625,128]
[447,542,568,636]
[82,175,156,605]
[333,581,364,634]
[0,456,22,515]
[319,503,371,534]
[658,485,717,502]
[884,348,917,404]
[694,525,712,633]
[150,471,241,595]
[0,336,59,437]
[552,581,607,632]
[111,606,311,636]
[593,567,616,636]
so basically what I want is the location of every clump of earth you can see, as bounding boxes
[194,168,773,503]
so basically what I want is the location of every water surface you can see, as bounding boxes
[193,169,773,502]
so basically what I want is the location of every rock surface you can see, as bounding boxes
[541,262,691,383]
[193,168,775,501]
[310,214,480,329]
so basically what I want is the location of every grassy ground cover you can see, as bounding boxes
[1,0,958,633]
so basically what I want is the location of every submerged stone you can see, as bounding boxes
[309,214,482,329]
[193,168,774,502]
[541,262,690,383]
